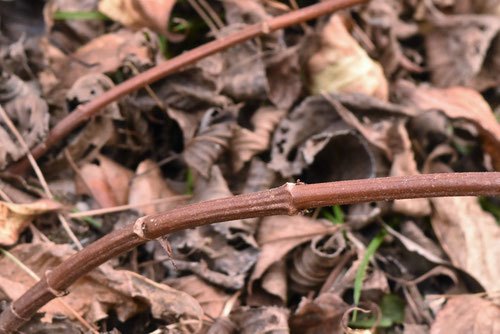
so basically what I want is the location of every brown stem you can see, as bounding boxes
[0,172,499,332]
[6,0,368,175]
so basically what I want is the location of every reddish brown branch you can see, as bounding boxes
[0,172,499,332]
[6,0,368,175]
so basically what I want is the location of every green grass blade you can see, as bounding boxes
[53,11,110,20]
[0,248,39,280]
[352,229,386,321]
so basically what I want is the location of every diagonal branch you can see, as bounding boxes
[0,172,499,332]
[6,0,369,175]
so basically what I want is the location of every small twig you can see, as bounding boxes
[0,172,498,332]
[0,106,83,250]
[69,195,191,218]
[197,0,224,29]
[6,0,369,175]
[188,0,219,36]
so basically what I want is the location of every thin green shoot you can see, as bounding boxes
[185,168,194,195]
[322,205,344,224]
[0,248,39,280]
[352,229,387,321]
[53,11,110,21]
[479,197,500,224]
[71,209,102,229]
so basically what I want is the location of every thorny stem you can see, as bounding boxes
[0,172,499,332]
[6,0,369,175]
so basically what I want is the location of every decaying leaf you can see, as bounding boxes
[231,306,290,334]
[425,14,500,90]
[0,243,204,327]
[167,166,259,290]
[431,196,500,294]
[232,106,285,171]
[308,15,388,100]
[290,292,349,334]
[431,296,500,334]
[396,80,500,170]
[41,28,159,99]
[0,72,49,170]
[167,275,233,319]
[128,159,178,215]
[0,199,63,245]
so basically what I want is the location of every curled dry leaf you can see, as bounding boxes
[269,95,376,179]
[128,159,177,215]
[431,295,500,334]
[249,215,338,293]
[0,72,49,170]
[0,243,203,327]
[308,15,388,100]
[232,107,285,171]
[0,199,63,245]
[425,14,500,90]
[289,233,346,294]
[183,108,235,178]
[396,80,500,170]
[431,196,500,294]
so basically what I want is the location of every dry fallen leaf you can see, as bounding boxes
[98,0,180,38]
[128,159,177,215]
[0,243,204,327]
[388,121,431,217]
[431,196,500,294]
[231,306,290,334]
[167,275,233,320]
[0,199,62,246]
[308,15,388,100]
[76,155,134,208]
[431,295,500,334]
[232,107,285,172]
[183,108,235,178]
[396,80,500,170]
[425,14,500,90]
[0,72,49,170]
[249,215,338,293]
[290,292,349,334]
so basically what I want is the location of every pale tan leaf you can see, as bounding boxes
[308,15,388,100]
[431,196,500,293]
[431,296,500,334]
[128,159,177,215]
[0,199,62,246]
[98,0,176,36]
